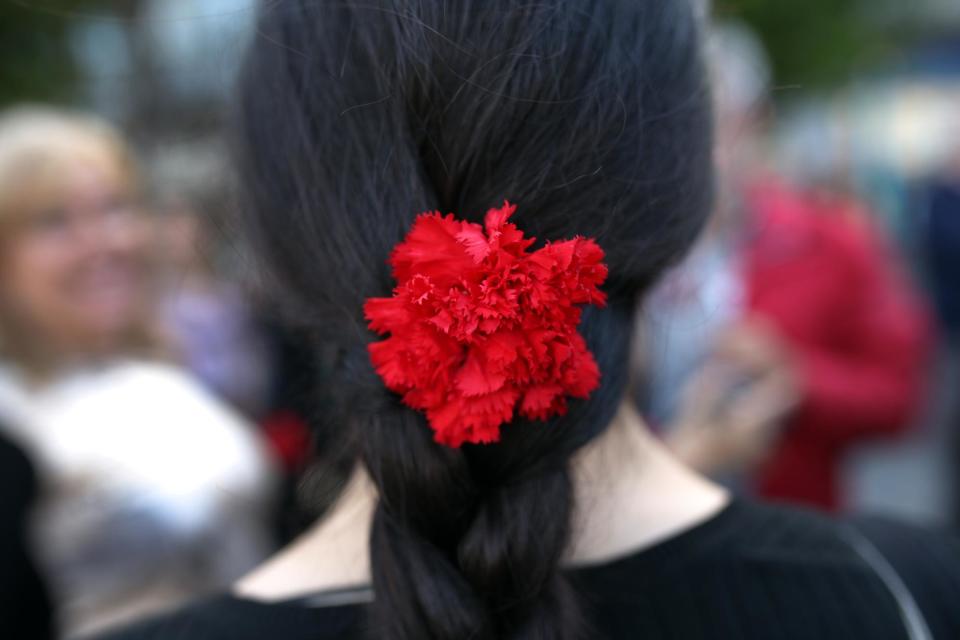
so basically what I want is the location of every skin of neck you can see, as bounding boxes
[235,400,729,602]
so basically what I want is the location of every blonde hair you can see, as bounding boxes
[0,106,139,232]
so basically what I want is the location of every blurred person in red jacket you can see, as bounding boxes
[638,23,932,511]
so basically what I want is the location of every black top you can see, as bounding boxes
[90,500,960,640]
[0,432,54,640]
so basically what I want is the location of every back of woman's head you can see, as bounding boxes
[236,1,712,638]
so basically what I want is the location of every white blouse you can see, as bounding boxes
[0,360,277,638]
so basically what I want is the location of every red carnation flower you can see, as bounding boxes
[364,201,608,447]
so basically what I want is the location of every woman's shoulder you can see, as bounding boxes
[37,360,223,418]
[86,595,233,640]
[575,499,869,577]
[88,501,960,640]
[94,360,258,443]
[853,514,960,639]
[69,359,275,496]
[87,595,364,640]
[574,500,960,638]
[651,499,960,583]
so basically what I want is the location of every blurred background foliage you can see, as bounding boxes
[0,0,943,108]
[718,0,888,87]
[4,0,960,109]
[0,0,123,105]
[0,0,960,106]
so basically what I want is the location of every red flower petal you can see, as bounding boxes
[366,201,607,447]
[390,213,479,285]
[364,296,411,334]
[368,338,412,391]
[455,348,507,396]
[484,200,516,235]
[519,384,564,421]
[455,224,491,263]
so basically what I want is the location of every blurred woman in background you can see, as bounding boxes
[0,107,276,637]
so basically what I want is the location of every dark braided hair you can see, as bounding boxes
[235,1,713,638]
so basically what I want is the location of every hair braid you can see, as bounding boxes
[348,301,633,640]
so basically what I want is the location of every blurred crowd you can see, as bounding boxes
[0,6,958,640]
[636,24,938,513]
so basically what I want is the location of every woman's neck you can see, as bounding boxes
[235,402,728,602]
[567,402,729,564]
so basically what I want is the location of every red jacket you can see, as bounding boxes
[744,183,932,511]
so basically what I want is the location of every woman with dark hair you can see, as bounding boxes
[94,1,960,639]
